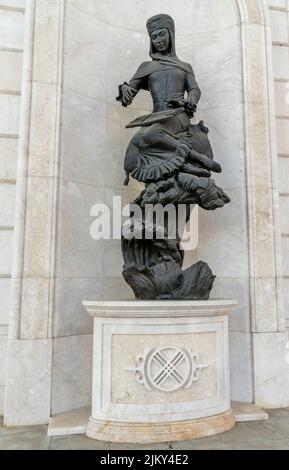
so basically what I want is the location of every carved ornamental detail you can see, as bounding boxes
[125,346,208,392]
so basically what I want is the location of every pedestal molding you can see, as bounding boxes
[84,299,236,443]
[83,300,238,318]
[86,410,235,444]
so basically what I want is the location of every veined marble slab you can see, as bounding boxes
[48,407,90,437]
[232,402,269,423]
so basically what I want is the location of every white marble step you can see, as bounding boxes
[48,402,269,437]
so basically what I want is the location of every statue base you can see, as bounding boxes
[86,411,235,444]
[83,300,237,444]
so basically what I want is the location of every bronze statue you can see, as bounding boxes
[117,14,230,300]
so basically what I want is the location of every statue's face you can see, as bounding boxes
[151,28,170,54]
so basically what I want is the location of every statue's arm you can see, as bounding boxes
[116,76,145,108]
[185,70,201,109]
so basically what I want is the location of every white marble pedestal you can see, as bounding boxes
[83,300,237,444]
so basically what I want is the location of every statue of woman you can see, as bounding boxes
[116,14,230,301]
[117,14,221,186]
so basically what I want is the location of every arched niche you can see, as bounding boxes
[5,0,286,426]
[52,0,281,410]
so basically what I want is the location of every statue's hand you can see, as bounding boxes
[121,84,135,106]
[187,96,197,109]
[184,94,196,115]
[188,96,197,108]
[116,83,137,107]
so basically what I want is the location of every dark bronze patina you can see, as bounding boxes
[117,14,230,300]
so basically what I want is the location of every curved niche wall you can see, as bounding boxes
[51,0,279,414]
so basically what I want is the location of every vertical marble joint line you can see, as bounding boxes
[47,0,65,340]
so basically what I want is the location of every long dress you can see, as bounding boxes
[117,58,201,184]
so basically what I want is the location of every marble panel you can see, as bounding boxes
[63,2,107,103]
[0,278,11,324]
[253,332,289,408]
[275,81,289,117]
[0,231,13,275]
[198,187,249,279]
[0,9,24,49]
[4,339,52,426]
[51,334,93,415]
[270,9,288,44]
[278,158,289,193]
[0,50,22,91]
[229,331,254,403]
[0,95,20,135]
[60,89,106,187]
[272,44,289,79]
[0,184,15,227]
[0,138,18,180]
[56,182,105,279]
[53,277,100,337]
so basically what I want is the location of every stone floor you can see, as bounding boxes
[1,409,289,450]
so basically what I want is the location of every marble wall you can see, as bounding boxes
[269,0,289,329]
[4,0,63,425]
[191,2,252,401]
[0,0,25,415]
[50,0,253,413]
[3,0,289,425]
[52,0,289,411]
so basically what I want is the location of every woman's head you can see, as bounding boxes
[146,14,176,58]
[150,28,171,54]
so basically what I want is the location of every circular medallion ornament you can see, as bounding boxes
[146,346,191,392]
[125,346,208,392]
